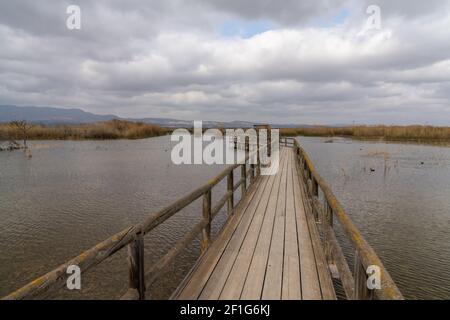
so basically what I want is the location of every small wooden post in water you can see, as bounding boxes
[128,232,146,300]
[201,190,212,252]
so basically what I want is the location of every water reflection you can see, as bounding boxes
[0,136,241,299]
[297,136,450,300]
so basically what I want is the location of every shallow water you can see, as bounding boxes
[0,136,242,299]
[1,136,449,299]
[298,136,450,300]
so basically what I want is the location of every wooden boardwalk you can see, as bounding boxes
[3,136,403,300]
[173,148,336,300]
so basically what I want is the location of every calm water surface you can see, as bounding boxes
[1,136,449,299]
[0,136,241,299]
[298,136,450,300]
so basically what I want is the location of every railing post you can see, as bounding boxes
[303,160,308,182]
[227,170,234,215]
[323,202,334,265]
[353,250,373,300]
[247,137,254,184]
[311,178,320,222]
[241,164,247,198]
[257,153,261,177]
[128,232,145,300]
[306,169,312,194]
[201,190,212,253]
[312,177,319,197]
[250,163,255,183]
[256,133,261,177]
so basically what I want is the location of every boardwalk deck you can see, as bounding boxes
[3,137,402,301]
[173,147,336,300]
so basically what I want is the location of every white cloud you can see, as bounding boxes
[0,0,450,124]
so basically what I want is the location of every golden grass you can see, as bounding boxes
[0,119,169,141]
[279,125,450,142]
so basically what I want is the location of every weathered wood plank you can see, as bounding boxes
[281,151,302,300]
[227,171,234,215]
[240,151,288,299]
[128,232,145,300]
[175,148,337,301]
[175,172,271,299]
[201,190,212,252]
[261,149,288,300]
[219,150,287,300]
[297,176,336,300]
[292,154,322,300]
[308,194,352,298]
[199,159,281,299]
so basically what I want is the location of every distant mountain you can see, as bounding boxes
[0,105,313,128]
[130,117,257,128]
[0,105,117,124]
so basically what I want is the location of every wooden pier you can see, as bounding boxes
[2,137,403,300]
[173,147,334,300]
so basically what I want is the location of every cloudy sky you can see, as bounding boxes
[1,0,450,125]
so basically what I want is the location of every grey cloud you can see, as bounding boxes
[0,0,450,124]
[200,0,348,24]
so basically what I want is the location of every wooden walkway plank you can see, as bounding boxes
[294,156,337,300]
[261,149,289,300]
[239,152,288,299]
[281,151,302,299]
[292,151,322,300]
[175,147,337,301]
[198,151,284,299]
[220,150,288,300]
[175,166,271,299]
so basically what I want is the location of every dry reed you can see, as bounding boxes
[0,119,169,141]
[279,125,450,142]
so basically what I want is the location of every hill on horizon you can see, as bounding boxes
[0,105,312,128]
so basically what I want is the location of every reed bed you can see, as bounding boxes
[279,125,450,142]
[0,120,169,141]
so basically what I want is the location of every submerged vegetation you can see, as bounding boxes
[0,119,169,142]
[279,125,450,143]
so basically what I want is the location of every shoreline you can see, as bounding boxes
[279,126,450,146]
[287,134,450,146]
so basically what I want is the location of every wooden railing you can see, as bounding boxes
[2,140,266,300]
[280,137,403,300]
[279,137,295,148]
[3,136,403,300]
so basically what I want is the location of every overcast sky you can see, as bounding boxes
[1,0,450,125]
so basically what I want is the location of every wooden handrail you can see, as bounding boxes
[280,137,403,300]
[2,138,268,300]
[4,136,402,300]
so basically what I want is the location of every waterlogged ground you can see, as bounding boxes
[298,136,450,300]
[0,135,449,299]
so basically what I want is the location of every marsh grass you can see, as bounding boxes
[280,125,450,142]
[0,119,169,141]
